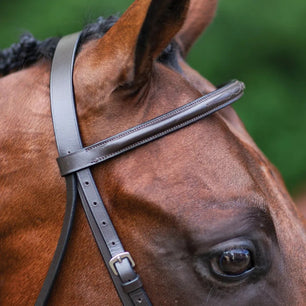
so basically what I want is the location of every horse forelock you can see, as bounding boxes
[0,15,179,77]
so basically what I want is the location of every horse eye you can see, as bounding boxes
[210,248,254,278]
[219,249,252,275]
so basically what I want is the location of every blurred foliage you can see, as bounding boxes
[0,0,305,193]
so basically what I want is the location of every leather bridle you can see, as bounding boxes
[35,32,245,305]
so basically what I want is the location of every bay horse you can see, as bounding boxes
[0,0,305,305]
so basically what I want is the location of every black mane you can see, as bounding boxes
[0,15,179,76]
[0,16,118,76]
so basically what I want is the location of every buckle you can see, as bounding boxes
[109,252,136,276]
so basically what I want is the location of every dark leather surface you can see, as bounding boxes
[36,32,82,306]
[35,174,78,306]
[57,80,245,176]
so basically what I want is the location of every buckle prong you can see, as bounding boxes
[109,252,135,276]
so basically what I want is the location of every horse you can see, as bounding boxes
[0,0,305,305]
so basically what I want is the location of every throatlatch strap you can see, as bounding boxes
[35,174,78,305]
[37,33,151,306]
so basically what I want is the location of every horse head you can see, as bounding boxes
[0,0,305,304]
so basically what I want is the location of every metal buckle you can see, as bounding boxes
[109,252,136,276]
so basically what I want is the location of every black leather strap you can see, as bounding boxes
[57,80,245,176]
[35,174,78,305]
[36,32,82,306]
[37,31,245,305]
[37,32,151,306]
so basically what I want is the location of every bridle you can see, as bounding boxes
[35,32,245,305]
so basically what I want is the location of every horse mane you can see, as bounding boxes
[0,16,118,76]
[0,15,178,76]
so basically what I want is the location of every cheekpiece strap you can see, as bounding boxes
[37,32,152,306]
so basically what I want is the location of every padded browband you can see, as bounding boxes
[57,80,245,176]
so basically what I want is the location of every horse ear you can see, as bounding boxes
[133,0,189,79]
[175,0,218,57]
[81,0,189,87]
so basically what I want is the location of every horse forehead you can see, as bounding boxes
[103,113,260,208]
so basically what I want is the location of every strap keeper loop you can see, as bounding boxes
[122,275,143,293]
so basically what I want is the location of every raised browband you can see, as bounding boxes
[57,79,245,176]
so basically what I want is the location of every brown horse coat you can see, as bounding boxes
[0,0,305,304]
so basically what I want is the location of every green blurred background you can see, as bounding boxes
[1,0,305,195]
